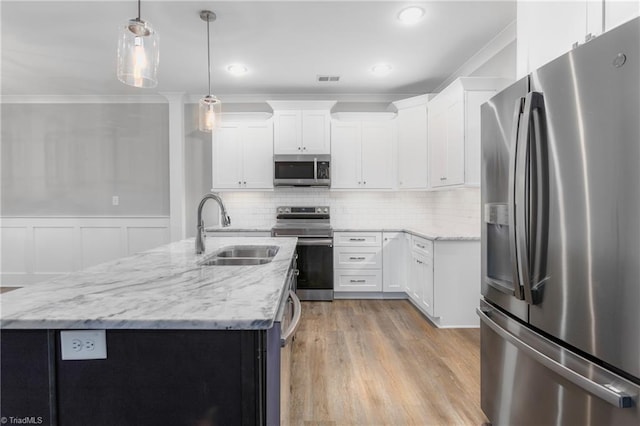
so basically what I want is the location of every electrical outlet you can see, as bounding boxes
[112,195,119,206]
[60,330,107,360]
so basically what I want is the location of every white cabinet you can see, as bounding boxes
[516,0,640,78]
[212,121,273,190]
[393,95,430,189]
[427,78,505,188]
[408,235,434,315]
[605,1,640,31]
[334,232,383,293]
[331,120,395,189]
[406,236,481,328]
[382,232,407,293]
[410,250,434,316]
[273,110,331,154]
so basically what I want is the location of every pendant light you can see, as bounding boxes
[199,10,221,132]
[117,0,159,88]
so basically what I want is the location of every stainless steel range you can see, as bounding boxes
[271,206,333,301]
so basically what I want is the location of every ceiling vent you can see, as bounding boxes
[317,75,340,83]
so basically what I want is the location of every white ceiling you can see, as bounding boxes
[1,1,516,99]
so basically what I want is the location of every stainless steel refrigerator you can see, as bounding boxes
[479,17,640,425]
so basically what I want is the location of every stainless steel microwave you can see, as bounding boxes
[273,155,330,187]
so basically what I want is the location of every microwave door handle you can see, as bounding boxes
[509,97,526,300]
[314,158,318,181]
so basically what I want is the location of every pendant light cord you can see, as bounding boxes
[206,18,212,96]
[137,0,141,21]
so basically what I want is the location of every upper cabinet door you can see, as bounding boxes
[212,124,243,189]
[428,78,502,189]
[516,0,589,78]
[330,121,361,189]
[428,103,449,188]
[273,110,302,154]
[397,105,428,189]
[242,122,274,189]
[444,98,465,186]
[605,0,640,31]
[360,121,394,189]
[301,110,331,154]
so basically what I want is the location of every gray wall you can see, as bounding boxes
[1,103,169,216]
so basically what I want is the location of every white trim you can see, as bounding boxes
[434,20,517,93]
[220,112,273,121]
[266,100,337,110]
[162,92,187,242]
[0,94,168,104]
[392,94,432,110]
[331,112,397,121]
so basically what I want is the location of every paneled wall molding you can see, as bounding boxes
[1,216,170,286]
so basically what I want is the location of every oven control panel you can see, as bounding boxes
[276,206,330,215]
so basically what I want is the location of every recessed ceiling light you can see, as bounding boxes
[227,64,248,76]
[371,64,392,76]
[398,6,425,25]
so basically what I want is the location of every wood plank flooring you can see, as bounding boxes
[288,299,487,426]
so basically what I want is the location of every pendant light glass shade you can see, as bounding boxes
[199,95,221,132]
[117,5,159,88]
[198,10,221,133]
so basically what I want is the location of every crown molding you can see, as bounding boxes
[0,94,168,104]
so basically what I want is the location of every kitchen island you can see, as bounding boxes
[1,236,298,426]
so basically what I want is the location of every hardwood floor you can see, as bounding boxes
[288,299,487,426]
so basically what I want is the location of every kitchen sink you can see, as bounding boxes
[214,245,279,259]
[198,245,279,266]
[200,257,272,266]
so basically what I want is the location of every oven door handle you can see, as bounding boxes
[295,238,333,247]
[281,290,302,347]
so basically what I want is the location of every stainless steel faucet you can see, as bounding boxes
[196,193,231,254]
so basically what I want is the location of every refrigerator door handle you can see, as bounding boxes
[477,306,636,409]
[508,97,526,300]
[518,91,546,305]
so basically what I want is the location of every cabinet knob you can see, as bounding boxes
[298,147,301,150]
[238,181,242,185]
[243,181,246,185]
[363,181,367,185]
[440,177,446,181]
[303,147,306,151]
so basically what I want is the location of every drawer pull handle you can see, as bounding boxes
[416,243,426,249]
[349,256,366,260]
[349,238,366,241]
[416,260,423,264]
[350,279,366,283]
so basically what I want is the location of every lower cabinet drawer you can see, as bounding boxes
[334,246,382,269]
[334,270,382,292]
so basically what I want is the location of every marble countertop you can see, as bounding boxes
[205,225,478,240]
[332,227,480,241]
[0,237,297,331]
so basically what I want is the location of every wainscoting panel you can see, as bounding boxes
[127,227,169,255]
[1,217,170,286]
[1,227,28,273]
[34,227,76,274]
[80,227,122,270]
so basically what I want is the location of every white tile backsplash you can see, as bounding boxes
[215,187,481,235]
